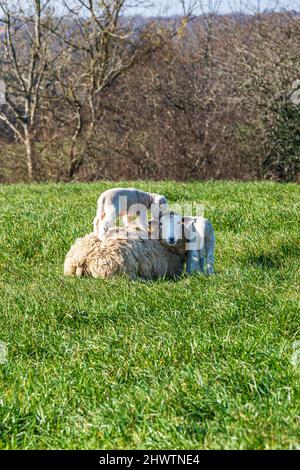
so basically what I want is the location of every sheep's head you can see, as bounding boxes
[105,224,147,241]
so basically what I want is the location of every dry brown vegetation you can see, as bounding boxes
[0,1,300,183]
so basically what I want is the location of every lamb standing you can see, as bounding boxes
[93,187,168,240]
[183,216,215,275]
[149,212,215,275]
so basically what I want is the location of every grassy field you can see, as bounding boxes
[0,181,299,450]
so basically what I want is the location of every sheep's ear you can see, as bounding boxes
[148,219,158,232]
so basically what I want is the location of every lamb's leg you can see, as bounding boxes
[186,222,205,274]
[206,245,215,275]
[93,216,99,235]
[186,249,201,273]
[196,218,205,273]
[94,195,106,237]
[199,247,205,273]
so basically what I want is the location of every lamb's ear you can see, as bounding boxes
[181,216,190,225]
[182,217,196,242]
[159,202,168,214]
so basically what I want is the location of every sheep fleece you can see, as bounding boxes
[64,232,184,280]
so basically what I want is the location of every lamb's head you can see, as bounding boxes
[148,211,192,255]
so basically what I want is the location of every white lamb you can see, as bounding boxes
[149,212,215,274]
[93,187,168,240]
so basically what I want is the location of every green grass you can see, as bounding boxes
[0,181,299,450]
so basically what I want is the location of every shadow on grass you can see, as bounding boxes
[246,239,300,270]
[247,254,282,269]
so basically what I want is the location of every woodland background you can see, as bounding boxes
[0,0,300,183]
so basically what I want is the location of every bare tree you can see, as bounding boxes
[0,0,198,181]
[48,0,196,180]
[53,0,139,178]
[0,0,57,180]
[196,0,222,62]
[229,5,300,180]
